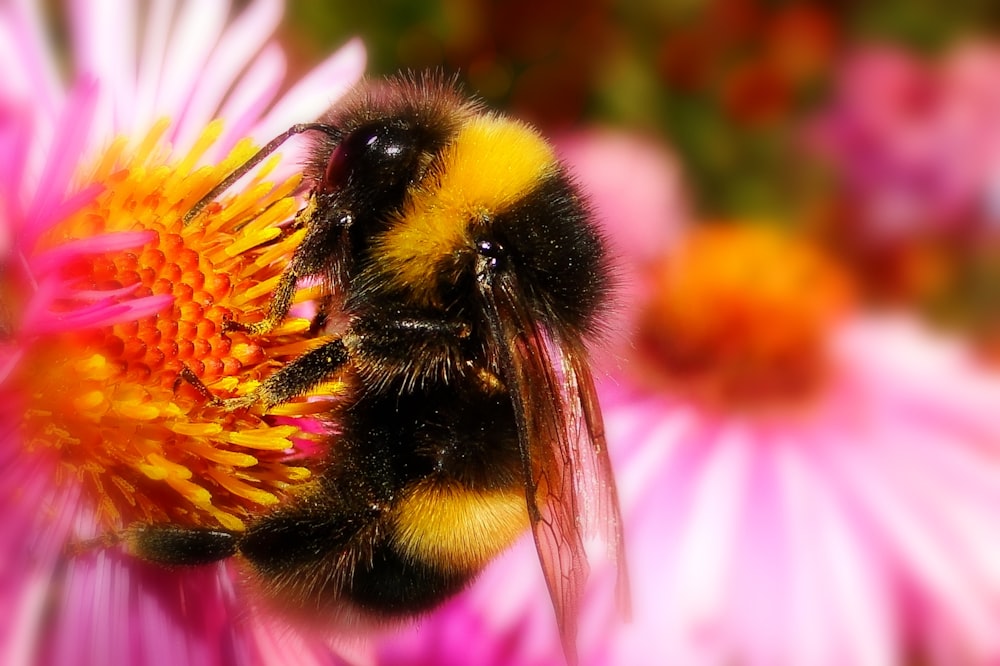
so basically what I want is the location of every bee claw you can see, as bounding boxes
[173,364,253,411]
[221,317,247,333]
[175,364,225,406]
[222,317,273,337]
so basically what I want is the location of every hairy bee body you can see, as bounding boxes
[237,375,525,618]
[130,74,626,655]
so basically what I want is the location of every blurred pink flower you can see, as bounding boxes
[807,42,1000,239]
[602,313,1000,664]
[377,224,1000,665]
[0,1,364,665]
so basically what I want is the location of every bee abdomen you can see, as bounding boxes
[342,482,529,616]
[237,480,530,619]
[392,480,529,572]
[344,541,472,615]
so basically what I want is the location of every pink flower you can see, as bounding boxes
[807,41,1000,239]
[602,314,1000,664]
[0,1,365,664]
[376,224,1000,664]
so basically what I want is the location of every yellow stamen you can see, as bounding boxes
[18,119,344,531]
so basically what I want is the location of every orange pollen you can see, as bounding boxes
[18,119,340,532]
[635,225,854,410]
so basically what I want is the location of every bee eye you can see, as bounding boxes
[322,124,416,194]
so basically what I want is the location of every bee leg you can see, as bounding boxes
[225,210,351,337]
[224,267,300,336]
[222,337,350,411]
[124,524,240,566]
[173,364,224,406]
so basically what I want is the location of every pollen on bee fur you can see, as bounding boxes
[16,118,340,532]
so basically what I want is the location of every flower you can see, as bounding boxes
[599,225,1000,664]
[1,1,365,664]
[804,42,1000,338]
[376,224,1000,665]
[806,41,1000,239]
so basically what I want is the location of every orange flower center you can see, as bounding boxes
[16,120,338,532]
[635,225,854,411]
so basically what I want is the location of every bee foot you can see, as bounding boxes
[221,317,249,333]
[175,364,226,407]
[65,531,123,557]
[223,318,275,337]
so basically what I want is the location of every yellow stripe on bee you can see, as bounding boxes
[393,481,529,573]
[377,115,557,305]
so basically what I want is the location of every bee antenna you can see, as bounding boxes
[183,122,341,225]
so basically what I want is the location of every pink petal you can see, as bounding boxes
[604,397,697,507]
[775,442,897,665]
[0,449,82,665]
[251,37,366,143]
[818,430,1000,657]
[0,105,33,237]
[23,78,99,249]
[868,417,1000,595]
[68,0,138,134]
[715,442,791,664]
[250,617,358,666]
[3,0,64,118]
[37,294,175,333]
[173,0,284,153]
[39,551,244,666]
[160,0,231,148]
[131,0,175,135]
[214,44,287,159]
[670,422,752,641]
[30,230,154,275]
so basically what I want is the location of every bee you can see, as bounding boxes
[128,73,628,660]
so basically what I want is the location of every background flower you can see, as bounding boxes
[805,42,1000,239]
[802,41,1000,347]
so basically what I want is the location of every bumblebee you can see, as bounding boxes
[129,73,628,659]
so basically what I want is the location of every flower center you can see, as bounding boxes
[14,120,337,532]
[635,225,854,411]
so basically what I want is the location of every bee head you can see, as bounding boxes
[307,75,475,224]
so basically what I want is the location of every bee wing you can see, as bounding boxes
[562,338,631,614]
[481,270,629,663]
